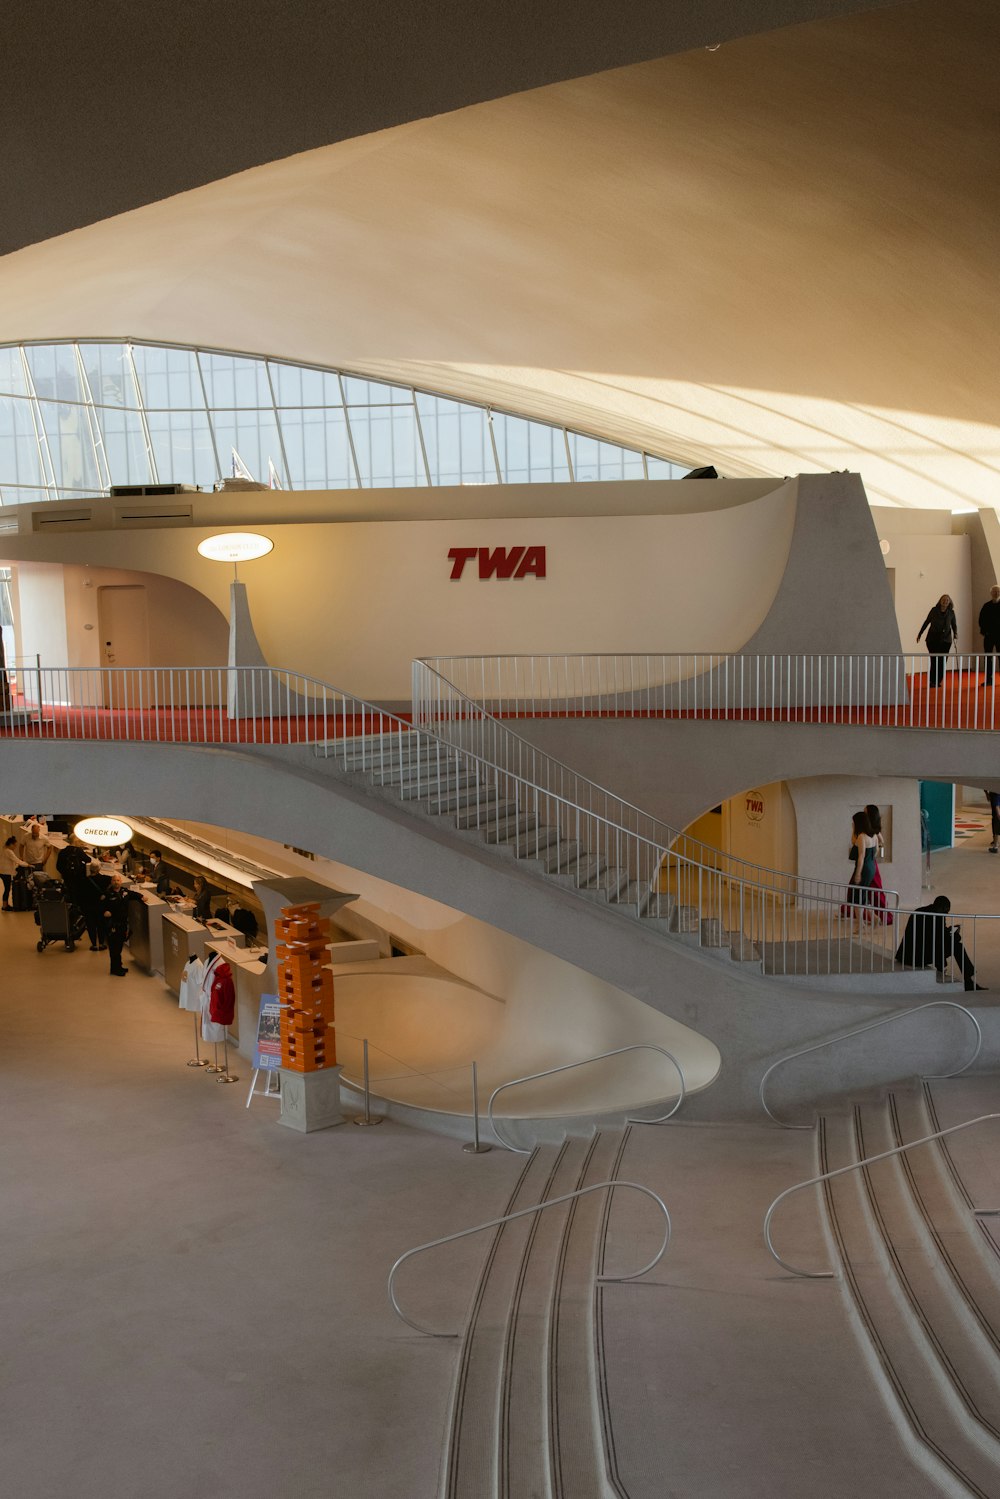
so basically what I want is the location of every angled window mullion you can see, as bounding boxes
[264,360,292,488]
[412,390,432,486]
[73,343,112,490]
[124,343,160,483]
[18,348,58,496]
[563,428,575,482]
[487,408,502,483]
[195,348,223,483]
[337,372,363,488]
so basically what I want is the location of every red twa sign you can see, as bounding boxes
[448,546,546,580]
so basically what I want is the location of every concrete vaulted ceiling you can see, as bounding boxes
[2,0,997,509]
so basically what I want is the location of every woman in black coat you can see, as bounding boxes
[917,594,957,688]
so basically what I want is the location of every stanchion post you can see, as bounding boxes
[187,1012,210,1068]
[205,1042,224,1075]
[351,1038,383,1127]
[463,1060,492,1154]
[217,1032,239,1084]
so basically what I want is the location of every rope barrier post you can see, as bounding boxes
[351,1038,383,1127]
[463,1061,492,1154]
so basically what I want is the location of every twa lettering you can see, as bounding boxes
[448,546,546,580]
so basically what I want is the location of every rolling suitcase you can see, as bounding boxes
[10,868,33,911]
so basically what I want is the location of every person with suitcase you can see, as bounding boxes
[0,835,28,910]
[57,839,106,950]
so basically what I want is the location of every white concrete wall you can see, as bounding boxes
[14,564,68,695]
[4,481,798,700]
[13,561,228,703]
[872,515,972,654]
[786,775,922,909]
[178,818,719,1086]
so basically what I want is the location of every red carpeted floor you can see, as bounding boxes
[0,704,411,744]
[0,673,996,743]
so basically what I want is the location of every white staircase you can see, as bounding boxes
[441,1131,626,1499]
[317,734,764,973]
[820,1080,1000,1496]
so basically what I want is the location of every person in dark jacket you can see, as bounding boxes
[978,585,1000,688]
[192,874,213,922]
[56,839,105,950]
[101,874,131,976]
[894,896,986,991]
[917,595,957,688]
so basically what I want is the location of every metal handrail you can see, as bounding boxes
[413,658,890,905]
[764,1113,1000,1278]
[388,1178,671,1336]
[486,1045,686,1152]
[759,1002,983,1127]
[3,662,993,985]
[418,650,1000,733]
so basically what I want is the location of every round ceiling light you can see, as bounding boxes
[197,532,274,563]
[73,816,134,847]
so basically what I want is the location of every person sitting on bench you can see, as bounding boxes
[895,896,987,991]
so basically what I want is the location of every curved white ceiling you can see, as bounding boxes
[0,1,996,509]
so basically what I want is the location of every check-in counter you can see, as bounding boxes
[127,891,169,974]
[205,938,268,1052]
[162,912,245,995]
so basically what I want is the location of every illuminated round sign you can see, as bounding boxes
[73,817,134,847]
[197,532,274,563]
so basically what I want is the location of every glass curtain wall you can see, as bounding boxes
[0,341,690,505]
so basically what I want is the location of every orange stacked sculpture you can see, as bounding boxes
[276,902,336,1072]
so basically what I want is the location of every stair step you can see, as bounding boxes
[445,1147,563,1499]
[822,1109,1000,1495]
[856,1098,1000,1443]
[641,892,676,924]
[477,813,541,844]
[541,841,584,875]
[502,824,562,859]
[396,774,480,802]
[607,882,652,915]
[892,1086,1000,1360]
[671,904,699,935]
[500,1138,593,1499]
[551,1130,627,1499]
[454,799,518,831]
[580,866,632,902]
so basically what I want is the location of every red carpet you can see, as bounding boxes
[0,673,996,743]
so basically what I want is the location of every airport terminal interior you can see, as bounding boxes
[2,2,1000,1496]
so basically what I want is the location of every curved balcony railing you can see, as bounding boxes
[417,651,1000,731]
[764,1113,1000,1278]
[486,1045,686,1152]
[0,662,993,985]
[759,1002,983,1128]
[388,1179,671,1336]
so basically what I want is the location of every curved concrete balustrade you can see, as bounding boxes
[332,958,711,1123]
[3,738,997,1121]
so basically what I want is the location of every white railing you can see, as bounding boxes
[418,652,1000,730]
[411,658,898,912]
[0,663,992,985]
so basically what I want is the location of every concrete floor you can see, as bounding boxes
[3,820,997,1498]
[0,910,527,1499]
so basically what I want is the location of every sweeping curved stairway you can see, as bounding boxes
[435,1131,628,1499]
[810,1078,1000,1497]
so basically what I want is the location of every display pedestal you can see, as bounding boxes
[278,1066,345,1133]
